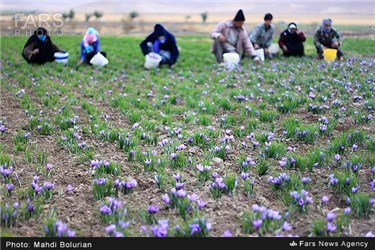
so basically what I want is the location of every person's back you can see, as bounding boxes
[140,24,179,67]
[22,27,61,64]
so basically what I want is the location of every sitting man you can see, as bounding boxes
[210,9,260,65]
[313,18,344,61]
[140,24,179,67]
[249,13,276,60]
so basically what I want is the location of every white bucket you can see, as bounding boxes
[254,49,265,61]
[144,52,162,69]
[54,51,69,64]
[269,44,280,55]
[223,52,240,64]
[90,52,108,67]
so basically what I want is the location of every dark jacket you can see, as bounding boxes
[22,27,61,64]
[278,27,306,56]
[140,24,179,65]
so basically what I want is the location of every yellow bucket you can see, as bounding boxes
[323,48,337,61]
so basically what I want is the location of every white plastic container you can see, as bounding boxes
[90,52,108,67]
[254,49,265,61]
[144,52,162,69]
[223,52,240,64]
[54,51,69,64]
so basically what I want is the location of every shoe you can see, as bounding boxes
[218,62,225,67]
[337,56,344,61]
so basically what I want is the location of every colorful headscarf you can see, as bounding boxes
[83,27,99,47]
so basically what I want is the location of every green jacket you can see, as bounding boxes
[313,26,342,49]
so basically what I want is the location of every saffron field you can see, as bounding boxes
[0,35,374,237]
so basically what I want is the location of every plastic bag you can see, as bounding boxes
[90,52,108,67]
[144,52,162,69]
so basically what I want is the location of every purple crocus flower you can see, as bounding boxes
[46,163,53,170]
[175,182,184,190]
[223,230,233,237]
[321,196,329,204]
[344,207,351,215]
[351,186,360,194]
[302,177,311,185]
[161,194,170,204]
[197,200,206,209]
[118,220,130,229]
[187,193,198,202]
[334,154,341,161]
[241,172,249,180]
[6,183,14,191]
[43,182,54,190]
[147,205,159,214]
[105,224,116,235]
[99,205,112,215]
[326,222,336,233]
[173,173,181,181]
[282,221,292,231]
[176,189,186,198]
[370,198,375,205]
[96,178,106,186]
[189,224,201,236]
[252,219,263,229]
[0,125,6,133]
[27,199,34,213]
[66,185,74,193]
[298,199,305,207]
[113,231,124,237]
[326,212,336,222]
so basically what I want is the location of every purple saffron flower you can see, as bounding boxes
[27,199,34,213]
[43,182,54,190]
[326,212,336,222]
[105,224,116,235]
[196,164,204,172]
[147,205,159,214]
[252,219,263,229]
[298,198,305,207]
[282,221,292,231]
[173,173,181,181]
[189,224,202,236]
[176,189,186,198]
[0,125,6,133]
[113,231,124,237]
[334,154,341,161]
[344,207,351,215]
[321,196,329,204]
[370,198,375,205]
[326,222,336,233]
[6,183,14,191]
[66,185,74,193]
[365,231,375,237]
[352,144,358,150]
[175,182,184,190]
[118,220,130,229]
[161,194,170,205]
[241,172,249,180]
[46,163,53,170]
[351,186,360,194]
[302,177,311,185]
[96,178,106,186]
[187,193,198,202]
[99,205,112,215]
[197,200,206,209]
[223,230,233,237]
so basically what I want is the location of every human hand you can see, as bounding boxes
[218,34,226,42]
[296,29,301,35]
[84,45,93,54]
[282,45,288,52]
[253,56,261,64]
[253,44,260,49]
[33,48,39,55]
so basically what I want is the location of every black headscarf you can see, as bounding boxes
[22,27,58,64]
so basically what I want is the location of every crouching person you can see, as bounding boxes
[140,24,179,68]
[210,9,260,65]
[22,27,63,64]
